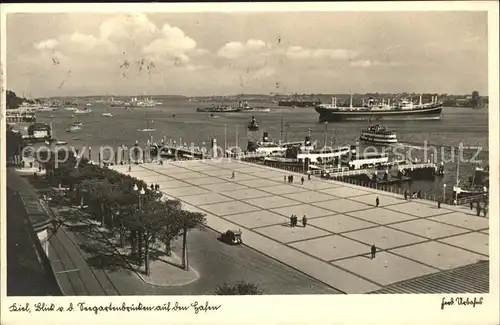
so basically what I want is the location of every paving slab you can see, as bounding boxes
[156,180,192,189]
[389,219,470,239]
[126,170,165,177]
[202,169,238,177]
[183,176,228,186]
[271,204,333,219]
[313,199,372,214]
[347,207,417,225]
[182,164,221,171]
[153,166,193,174]
[161,185,211,197]
[290,235,371,261]
[261,184,308,195]
[201,182,249,192]
[224,173,259,181]
[349,193,406,207]
[232,166,268,174]
[343,226,427,250]
[390,241,486,270]
[333,252,437,286]
[386,201,452,218]
[224,210,289,229]
[167,171,209,180]
[236,179,282,188]
[438,232,489,256]
[249,170,288,179]
[481,229,489,235]
[219,188,270,200]
[299,180,341,190]
[309,214,377,234]
[284,191,340,204]
[428,212,490,231]
[244,196,300,209]
[135,175,169,184]
[318,186,370,198]
[199,201,261,216]
[180,193,234,206]
[255,224,330,243]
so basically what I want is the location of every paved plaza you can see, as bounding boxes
[110,159,489,294]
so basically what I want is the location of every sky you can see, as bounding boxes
[5,11,489,97]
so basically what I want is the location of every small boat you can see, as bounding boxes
[74,108,92,115]
[56,140,68,145]
[248,116,259,131]
[360,124,397,144]
[64,107,78,111]
[86,103,92,107]
[66,121,82,132]
[102,112,113,117]
[209,113,219,118]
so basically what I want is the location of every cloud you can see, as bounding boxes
[285,46,357,60]
[99,13,158,44]
[217,39,268,59]
[34,39,59,50]
[142,24,197,63]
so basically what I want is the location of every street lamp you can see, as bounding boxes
[134,184,146,210]
[443,183,447,202]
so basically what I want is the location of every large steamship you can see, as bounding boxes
[315,94,443,122]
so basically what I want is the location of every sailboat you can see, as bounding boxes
[137,113,156,132]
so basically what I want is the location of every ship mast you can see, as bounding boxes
[224,124,227,156]
[349,91,353,109]
[280,115,284,145]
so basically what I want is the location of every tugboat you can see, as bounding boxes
[360,124,398,144]
[453,165,489,200]
[248,116,259,131]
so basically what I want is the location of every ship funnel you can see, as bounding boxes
[263,132,269,142]
[349,93,353,108]
[419,95,422,106]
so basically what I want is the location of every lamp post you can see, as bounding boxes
[443,183,447,203]
[134,184,146,210]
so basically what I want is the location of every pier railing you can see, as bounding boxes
[328,169,373,178]
[397,163,437,171]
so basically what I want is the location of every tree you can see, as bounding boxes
[214,281,264,295]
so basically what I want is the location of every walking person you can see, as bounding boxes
[302,215,308,228]
[404,189,408,200]
[290,215,294,227]
[290,175,294,183]
[308,173,311,181]
[371,245,377,259]
[284,175,287,182]
[231,171,235,179]
[293,215,298,227]
[376,196,379,207]
[470,201,474,210]
[301,176,305,185]
[437,198,441,209]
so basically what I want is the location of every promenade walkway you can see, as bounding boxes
[110,158,489,294]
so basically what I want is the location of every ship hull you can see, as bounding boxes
[315,105,443,122]
[197,108,242,113]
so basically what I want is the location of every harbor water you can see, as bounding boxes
[33,99,489,199]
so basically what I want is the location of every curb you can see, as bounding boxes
[87,220,201,288]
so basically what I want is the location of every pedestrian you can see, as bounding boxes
[291,175,294,183]
[404,190,408,200]
[376,196,379,207]
[308,173,311,181]
[128,165,131,172]
[470,201,474,210]
[284,175,287,182]
[290,215,294,227]
[301,176,305,185]
[150,184,154,191]
[437,198,441,208]
[302,215,307,228]
[231,171,235,179]
[371,245,376,259]
[417,190,421,199]
[292,215,297,227]
[483,207,488,217]
[476,204,481,216]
